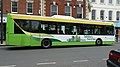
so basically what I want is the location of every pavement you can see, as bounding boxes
[115,42,120,44]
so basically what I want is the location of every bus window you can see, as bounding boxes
[31,20,40,33]
[84,29,90,34]
[65,24,72,35]
[94,25,105,35]
[14,19,31,33]
[61,26,65,34]
[95,28,100,34]
[106,26,114,35]
[72,26,77,35]
[77,26,81,35]
[57,25,60,34]
[41,23,49,33]
[82,24,94,35]
[49,24,56,34]
[56,25,64,34]
[14,19,24,34]
[49,25,56,30]
[22,20,30,31]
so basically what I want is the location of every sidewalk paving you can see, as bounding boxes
[115,42,120,44]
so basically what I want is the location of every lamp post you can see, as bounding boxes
[1,0,3,44]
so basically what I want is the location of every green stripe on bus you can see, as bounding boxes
[52,41,114,46]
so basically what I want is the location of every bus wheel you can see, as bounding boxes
[41,39,52,49]
[96,39,102,46]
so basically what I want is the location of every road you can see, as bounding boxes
[0,44,119,67]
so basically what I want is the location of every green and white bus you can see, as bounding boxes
[6,13,115,48]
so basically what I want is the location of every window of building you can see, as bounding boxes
[116,11,120,20]
[50,5,58,16]
[11,1,18,13]
[109,11,112,20]
[100,0,104,3]
[91,10,96,20]
[27,2,33,14]
[91,0,95,2]
[109,0,112,4]
[65,6,72,16]
[116,0,120,4]
[77,6,82,18]
[100,10,104,20]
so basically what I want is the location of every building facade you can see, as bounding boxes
[89,0,120,21]
[45,0,85,18]
[3,0,40,15]
[2,0,85,18]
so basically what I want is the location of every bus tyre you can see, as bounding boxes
[41,39,52,49]
[96,39,102,46]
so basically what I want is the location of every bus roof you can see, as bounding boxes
[9,13,114,26]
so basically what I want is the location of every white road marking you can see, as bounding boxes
[0,65,16,67]
[102,58,108,61]
[37,62,56,65]
[73,60,89,63]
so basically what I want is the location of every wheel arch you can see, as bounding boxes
[96,38,102,41]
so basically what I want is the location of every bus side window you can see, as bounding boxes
[65,24,73,35]
[106,26,114,35]
[95,29,99,34]
[38,23,42,33]
[31,20,40,33]
[41,24,49,33]
[72,26,77,35]
[66,28,70,34]
[61,26,65,34]
[49,25,56,34]
[57,26,60,34]
[84,30,87,34]
[56,25,63,34]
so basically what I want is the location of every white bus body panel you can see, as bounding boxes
[52,35,115,42]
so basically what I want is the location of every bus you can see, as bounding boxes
[6,13,115,48]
